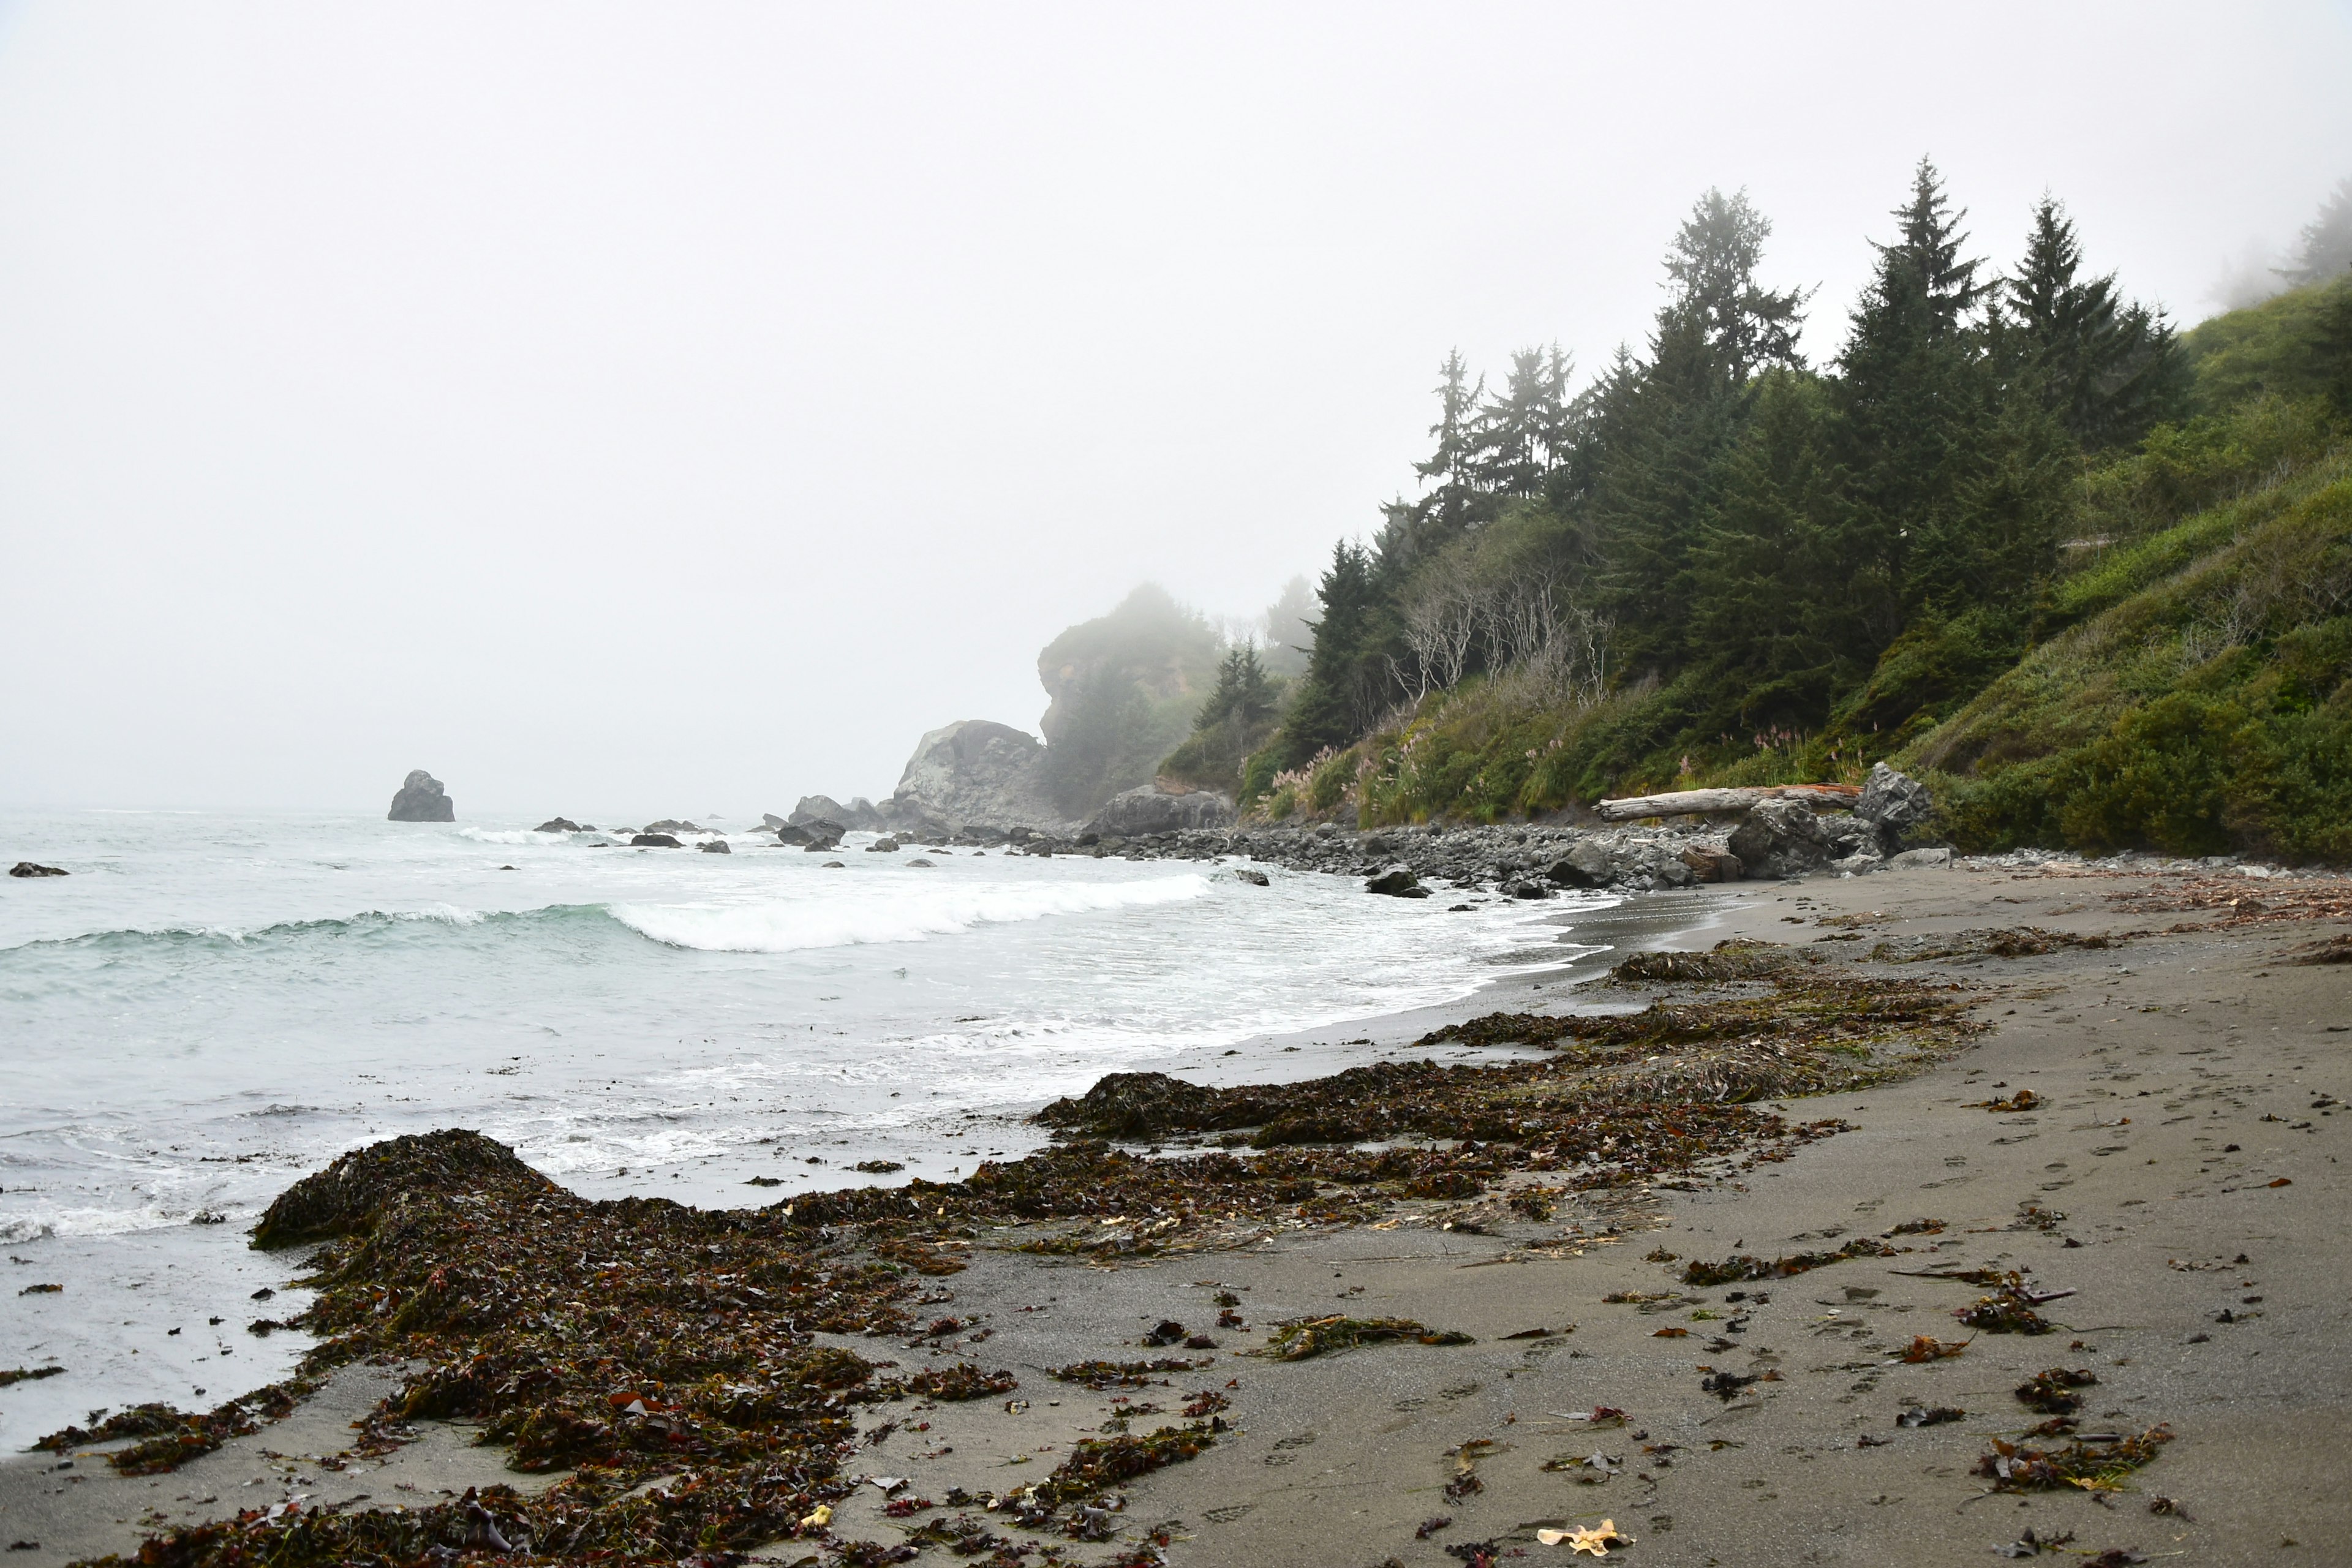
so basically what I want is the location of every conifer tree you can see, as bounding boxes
[2007,196,2183,448]
[1275,541,1383,766]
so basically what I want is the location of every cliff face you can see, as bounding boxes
[888,720,1074,833]
[1031,586,1222,816]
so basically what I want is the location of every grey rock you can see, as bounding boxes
[699,839,732,854]
[1085,784,1236,838]
[1728,797,1836,878]
[1679,845,1744,883]
[630,833,684,848]
[535,817,584,834]
[1365,866,1427,897]
[643,819,703,835]
[1545,840,1615,888]
[869,837,902,853]
[907,857,935,867]
[1831,849,1884,875]
[387,769,455,822]
[1855,763,1933,832]
[1887,846,1954,870]
[1233,868,1270,886]
[792,795,886,832]
[9,861,68,878]
[881,720,1074,835]
[761,813,790,831]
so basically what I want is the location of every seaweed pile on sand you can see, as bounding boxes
[59,944,1984,1567]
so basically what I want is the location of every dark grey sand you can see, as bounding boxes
[5,861,2346,1566]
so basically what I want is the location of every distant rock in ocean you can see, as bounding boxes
[388,770,455,822]
[9,861,69,878]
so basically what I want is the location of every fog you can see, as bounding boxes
[2,2,2346,814]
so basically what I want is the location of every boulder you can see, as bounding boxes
[868,837,902,853]
[387,769,455,823]
[630,833,684,848]
[1545,840,1615,888]
[1887,846,1954,870]
[1727,797,1835,878]
[699,840,732,854]
[1855,763,1934,837]
[1365,867,1429,898]
[762,813,790,832]
[9,861,67,878]
[642,819,703,835]
[1233,867,1270,886]
[535,817,582,834]
[1085,784,1236,838]
[1679,845,1744,883]
[882,720,1074,835]
[791,795,886,832]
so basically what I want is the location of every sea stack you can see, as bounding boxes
[388,769,456,822]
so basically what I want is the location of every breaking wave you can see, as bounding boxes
[609,875,1212,952]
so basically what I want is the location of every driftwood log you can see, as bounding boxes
[1594,783,1861,822]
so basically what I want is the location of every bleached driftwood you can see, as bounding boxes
[1594,783,1860,822]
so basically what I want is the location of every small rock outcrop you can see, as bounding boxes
[642,819,703,835]
[387,770,455,822]
[535,817,584,834]
[9,861,68,878]
[791,796,886,832]
[699,839,732,854]
[1855,762,1936,852]
[1086,784,1236,839]
[630,833,684,848]
[884,720,1072,835]
[1365,867,1428,898]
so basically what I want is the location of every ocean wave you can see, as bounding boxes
[609,875,1212,953]
[457,827,573,846]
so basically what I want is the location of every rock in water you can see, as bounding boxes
[1085,783,1236,837]
[630,833,684,848]
[9,861,68,878]
[535,817,582,834]
[698,839,731,853]
[883,720,1072,835]
[387,769,455,822]
[1365,867,1428,898]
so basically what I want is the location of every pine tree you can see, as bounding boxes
[2007,196,2184,448]
[1275,541,1382,766]
[1590,188,1806,672]
[1836,157,1995,619]
[2277,175,2352,287]
[1471,345,1574,498]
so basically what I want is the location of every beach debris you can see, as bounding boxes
[1698,1370,1760,1401]
[1250,1316,1472,1360]
[1898,1335,1970,1362]
[1885,1216,1946,1234]
[1896,1404,1967,1427]
[1991,1526,2075,1557]
[1445,1438,1498,1499]
[853,1160,905,1174]
[1869,927,2111,963]
[0,1366,65,1387]
[1140,1319,1188,1346]
[2015,1368,2097,1415]
[1536,1518,1635,1555]
[1609,941,1798,984]
[1416,1515,1453,1538]
[1681,1235,1894,1287]
[17,1283,61,1295]
[1975,1425,2175,1492]
[1958,1292,2055,1336]
[1966,1089,2040,1112]
[1552,1407,1629,1427]
[7,862,68,877]
[1049,1359,1209,1390]
[2147,1496,2193,1520]
[1652,1327,1689,1338]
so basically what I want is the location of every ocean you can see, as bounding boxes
[0,807,1639,1449]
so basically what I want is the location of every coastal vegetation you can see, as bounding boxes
[1164,166,2352,860]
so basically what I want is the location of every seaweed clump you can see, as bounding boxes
[1049,1359,1213,1390]
[1608,940,1801,984]
[1869,927,2112,963]
[32,1383,310,1474]
[1681,1236,1896,1287]
[1975,1425,2174,1491]
[1251,1316,1473,1360]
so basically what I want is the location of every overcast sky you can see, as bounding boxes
[2,2,2347,815]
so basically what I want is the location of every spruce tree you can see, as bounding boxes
[1275,541,1381,766]
[2007,196,2183,448]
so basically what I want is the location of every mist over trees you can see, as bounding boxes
[1163,162,2352,856]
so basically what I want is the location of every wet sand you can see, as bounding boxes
[5,860,2347,1566]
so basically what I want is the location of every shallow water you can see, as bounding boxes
[0,807,1630,1447]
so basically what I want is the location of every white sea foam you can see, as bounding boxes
[458,827,571,846]
[608,873,1211,953]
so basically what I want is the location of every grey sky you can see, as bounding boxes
[3,2,2346,814]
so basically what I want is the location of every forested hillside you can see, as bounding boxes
[1176,164,2352,861]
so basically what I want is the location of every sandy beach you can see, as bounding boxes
[6,856,2348,1568]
